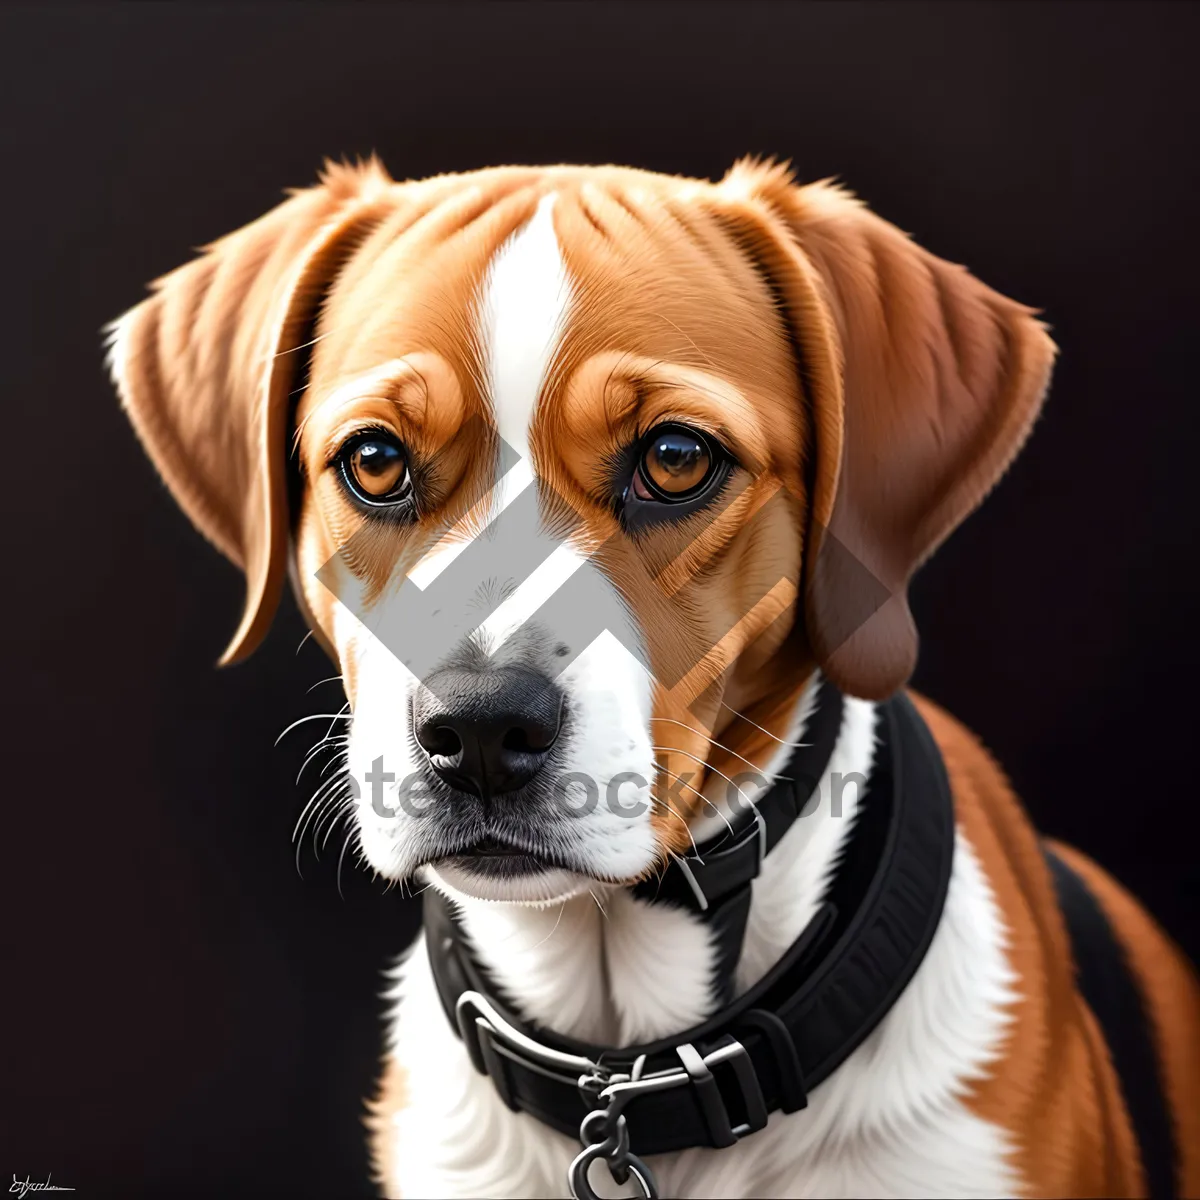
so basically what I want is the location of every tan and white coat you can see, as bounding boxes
[108,159,1200,1198]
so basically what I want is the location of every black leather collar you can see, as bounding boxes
[631,681,846,1001]
[424,689,955,1186]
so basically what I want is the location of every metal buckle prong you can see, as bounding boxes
[677,1042,737,1148]
[671,807,769,913]
[752,806,768,868]
[672,854,710,912]
[455,990,602,1079]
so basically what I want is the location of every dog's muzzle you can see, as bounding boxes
[413,664,565,799]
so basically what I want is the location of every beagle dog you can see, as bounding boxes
[108,158,1200,1199]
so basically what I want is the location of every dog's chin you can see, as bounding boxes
[426,859,598,906]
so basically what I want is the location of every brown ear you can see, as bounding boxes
[105,158,393,663]
[715,161,1057,699]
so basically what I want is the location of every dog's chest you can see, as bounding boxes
[379,824,1022,1200]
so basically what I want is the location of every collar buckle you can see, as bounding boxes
[456,987,768,1189]
[455,990,602,1091]
[595,1035,769,1149]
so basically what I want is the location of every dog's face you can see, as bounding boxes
[109,160,1054,903]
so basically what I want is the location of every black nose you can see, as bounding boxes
[413,666,564,798]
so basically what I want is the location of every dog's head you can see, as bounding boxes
[108,159,1053,903]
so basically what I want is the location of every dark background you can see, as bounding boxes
[3,2,1198,1196]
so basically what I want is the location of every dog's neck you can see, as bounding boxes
[442,680,878,1046]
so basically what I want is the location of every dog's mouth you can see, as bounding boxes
[433,835,578,880]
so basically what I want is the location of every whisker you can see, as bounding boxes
[313,781,353,852]
[307,675,346,694]
[337,823,358,901]
[522,902,567,953]
[293,768,349,849]
[322,702,352,742]
[651,792,704,854]
[653,761,735,837]
[717,700,815,749]
[652,745,761,822]
[275,711,352,746]
[667,848,704,874]
[295,630,315,657]
[277,325,332,361]
[319,747,349,779]
[296,735,348,785]
[320,794,356,851]
[309,769,350,818]
[637,861,666,900]
[292,793,324,847]
[649,717,770,773]
[587,888,610,920]
[294,784,337,874]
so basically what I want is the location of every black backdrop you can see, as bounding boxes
[3,3,1198,1197]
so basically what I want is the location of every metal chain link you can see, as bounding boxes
[567,1102,658,1199]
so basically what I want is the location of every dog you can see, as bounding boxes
[108,158,1200,1199]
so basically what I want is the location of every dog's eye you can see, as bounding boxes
[338,432,411,505]
[618,423,732,531]
[633,424,718,501]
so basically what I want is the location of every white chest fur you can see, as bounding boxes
[376,697,1023,1199]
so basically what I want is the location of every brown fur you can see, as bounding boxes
[915,692,1200,1196]
[1048,840,1200,1197]
[110,157,1199,1196]
[917,695,1145,1196]
[364,1054,408,1193]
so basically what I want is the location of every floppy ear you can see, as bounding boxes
[105,158,393,664]
[715,161,1057,699]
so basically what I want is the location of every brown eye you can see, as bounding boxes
[639,425,714,499]
[343,434,409,502]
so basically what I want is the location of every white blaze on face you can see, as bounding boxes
[480,190,570,461]
[342,191,659,901]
